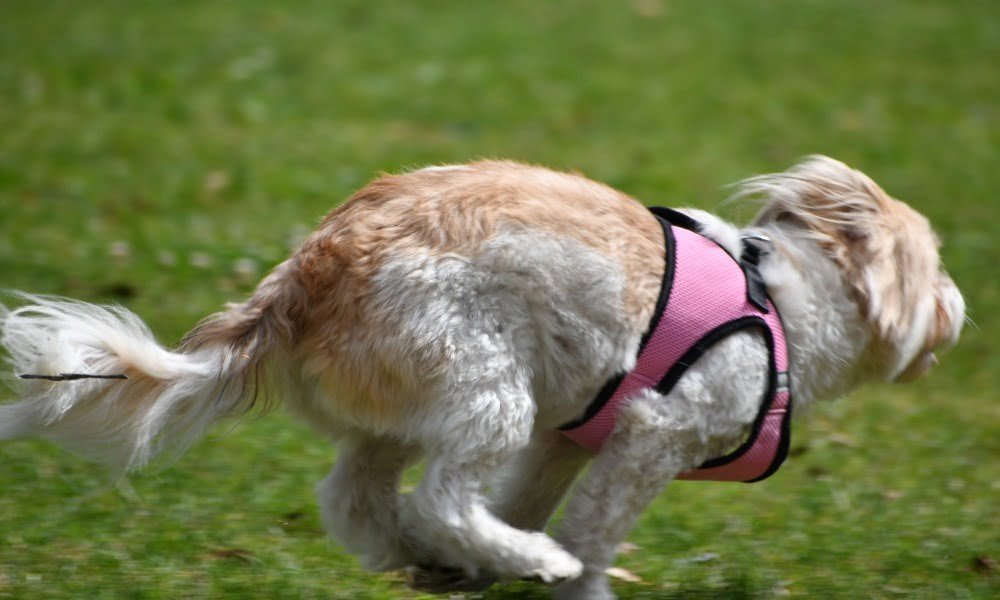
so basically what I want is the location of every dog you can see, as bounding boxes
[0,157,964,599]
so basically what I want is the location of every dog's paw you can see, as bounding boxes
[529,551,583,585]
[405,564,497,593]
[405,557,580,594]
[504,533,583,585]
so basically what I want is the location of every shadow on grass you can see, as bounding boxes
[481,572,762,600]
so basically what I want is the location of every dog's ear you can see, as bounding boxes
[743,156,955,379]
[745,156,894,259]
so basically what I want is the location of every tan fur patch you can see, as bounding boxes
[285,162,664,430]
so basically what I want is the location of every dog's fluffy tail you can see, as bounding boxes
[0,260,303,472]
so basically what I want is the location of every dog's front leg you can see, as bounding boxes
[553,389,701,600]
[407,429,590,593]
[399,373,583,588]
[489,429,592,531]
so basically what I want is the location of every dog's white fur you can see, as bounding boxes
[0,157,964,598]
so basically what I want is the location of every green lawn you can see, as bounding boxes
[1,1,997,598]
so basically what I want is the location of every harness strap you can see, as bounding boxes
[740,237,771,313]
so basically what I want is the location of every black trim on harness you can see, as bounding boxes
[649,206,703,234]
[557,213,676,431]
[653,316,774,403]
[638,215,676,350]
[744,386,793,483]
[651,315,789,481]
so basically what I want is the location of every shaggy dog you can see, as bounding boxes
[0,157,964,599]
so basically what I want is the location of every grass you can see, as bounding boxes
[0,0,997,598]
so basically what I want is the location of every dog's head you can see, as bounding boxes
[746,156,965,383]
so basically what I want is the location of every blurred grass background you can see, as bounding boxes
[0,0,997,598]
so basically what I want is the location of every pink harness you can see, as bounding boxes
[559,208,792,482]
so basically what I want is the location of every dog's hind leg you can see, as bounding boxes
[317,433,419,571]
[400,374,583,585]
